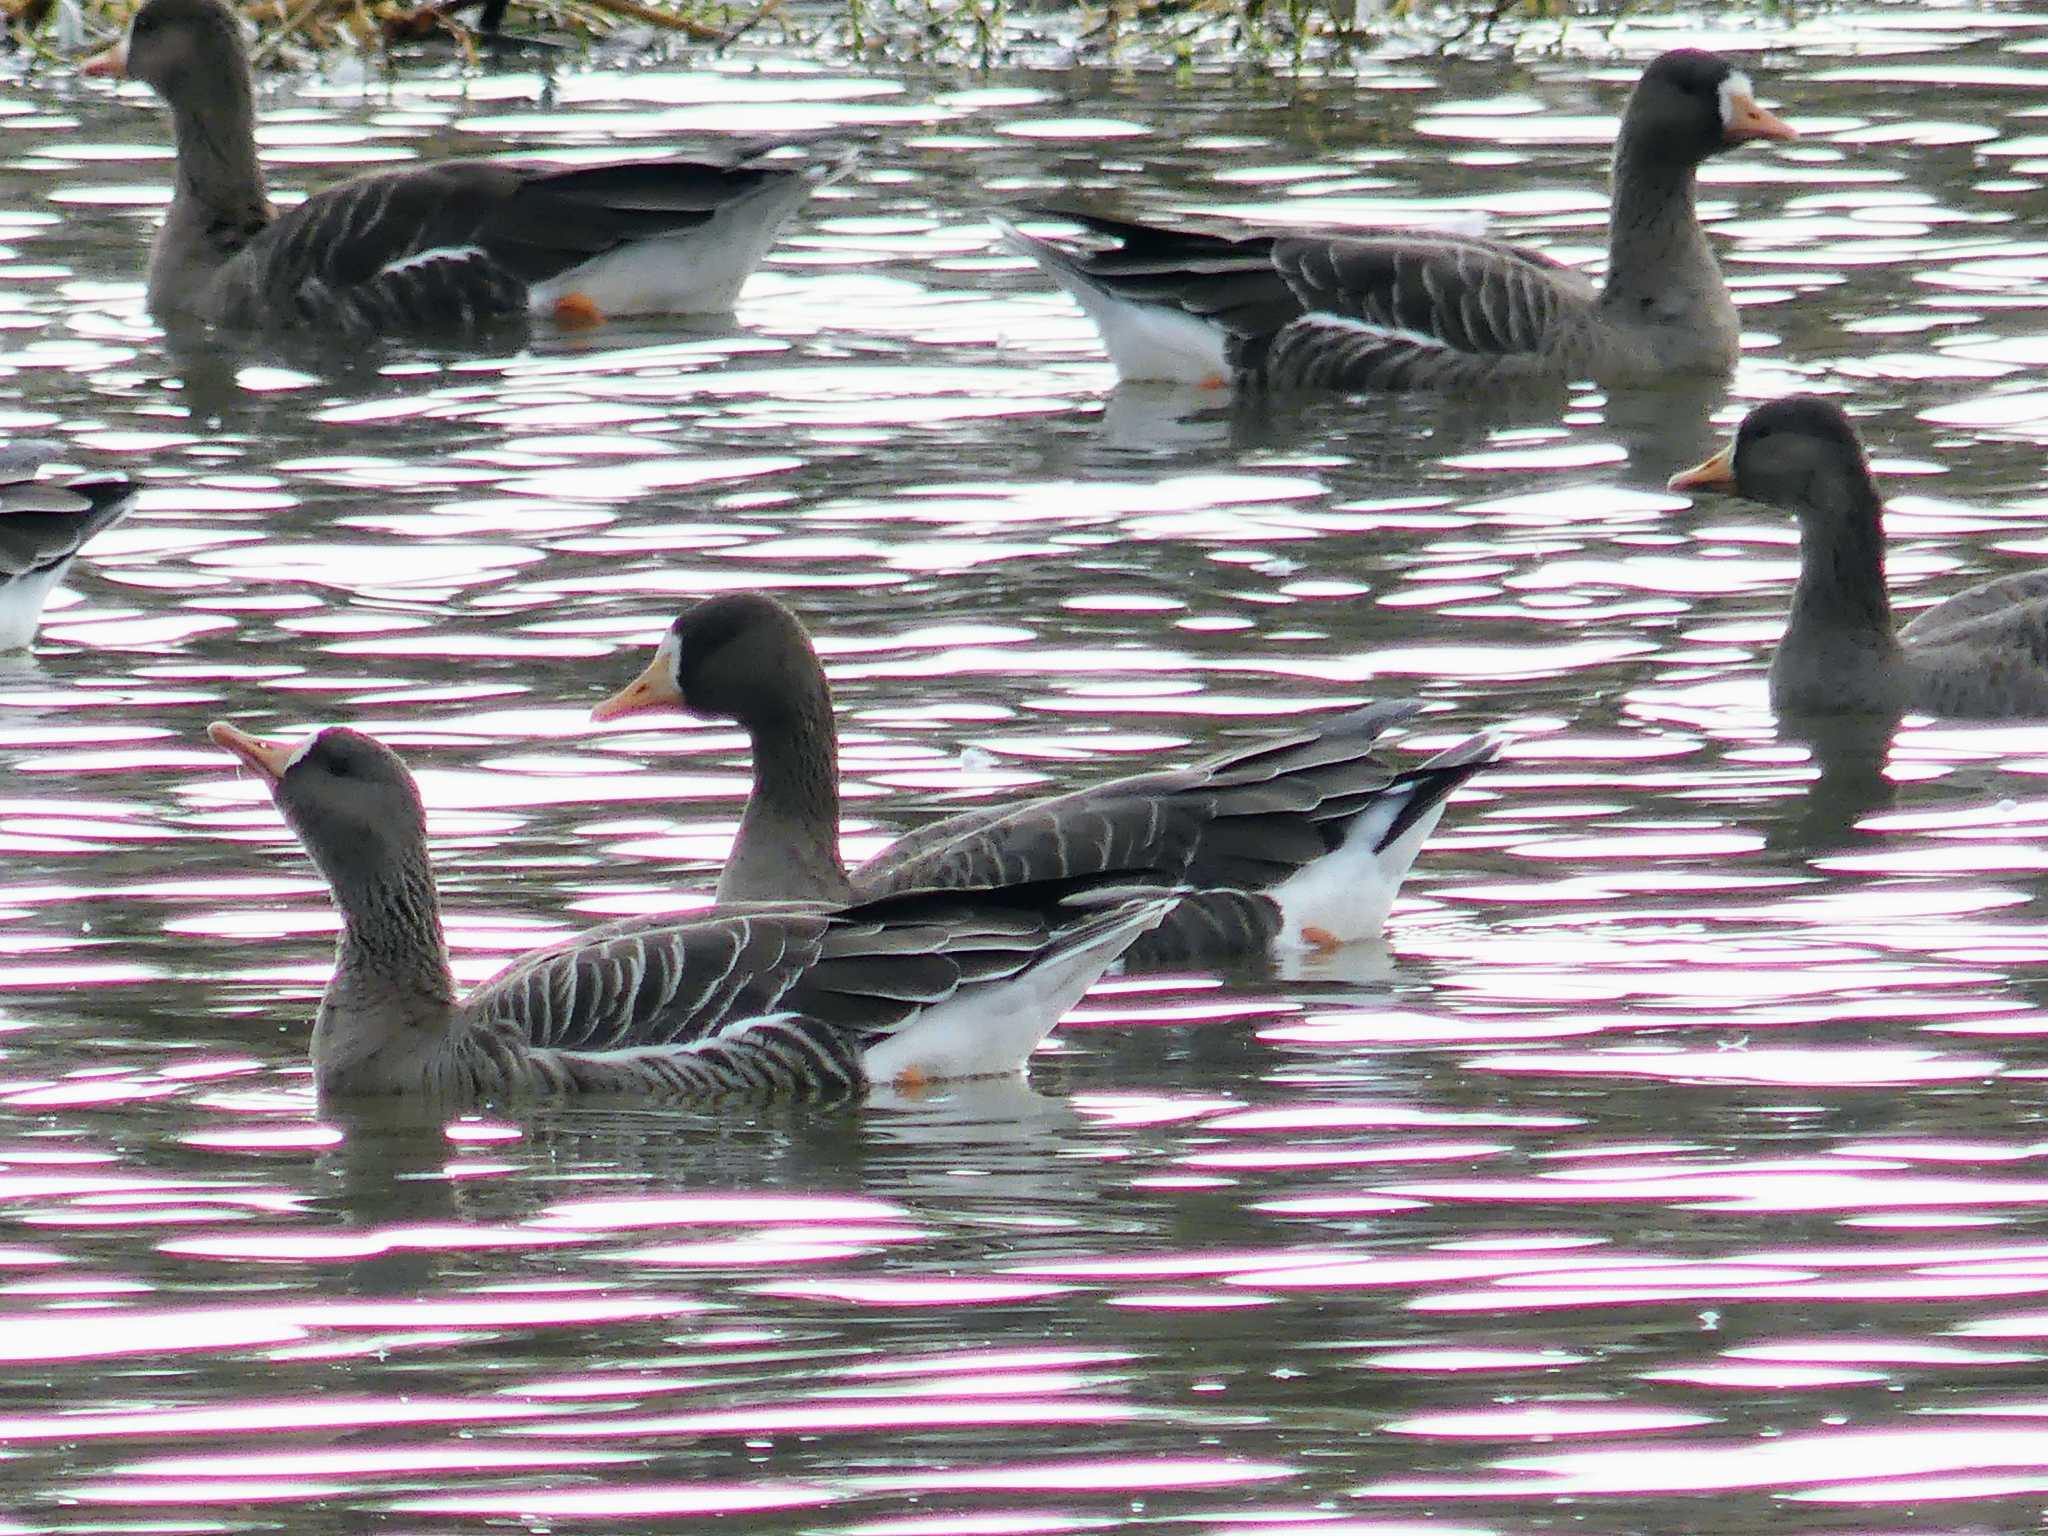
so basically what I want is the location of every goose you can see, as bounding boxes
[80,0,852,334]
[589,592,1498,962]
[996,49,1795,393]
[1669,395,2048,719]
[0,442,137,650]
[207,721,1173,1099]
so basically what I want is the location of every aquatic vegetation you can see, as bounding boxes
[5,0,1615,72]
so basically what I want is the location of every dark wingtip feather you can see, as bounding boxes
[1373,731,1502,852]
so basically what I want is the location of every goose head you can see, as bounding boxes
[1670,396,1880,527]
[210,722,433,916]
[591,591,827,731]
[82,0,244,92]
[1622,50,1797,168]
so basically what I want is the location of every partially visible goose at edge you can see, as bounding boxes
[0,442,137,650]
[81,0,853,334]
[208,721,1173,1100]
[590,592,1500,963]
[1670,395,2048,719]
[995,49,1795,393]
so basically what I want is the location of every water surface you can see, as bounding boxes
[6,13,2048,1531]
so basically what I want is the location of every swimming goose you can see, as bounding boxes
[207,721,1172,1099]
[1669,395,2048,719]
[82,0,851,334]
[997,49,1794,392]
[590,592,1498,962]
[0,443,137,650]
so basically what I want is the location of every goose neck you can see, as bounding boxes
[717,681,851,904]
[1601,145,1717,310]
[1788,480,1896,646]
[165,69,268,218]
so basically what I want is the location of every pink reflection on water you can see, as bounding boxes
[1107,1289,1276,1309]
[1467,1048,1999,1089]
[0,1395,555,1441]
[1385,1405,1715,1438]
[605,1232,918,1266]
[386,1482,835,1517]
[70,1478,351,1505]
[857,1457,1298,1493]
[754,1277,1070,1305]
[1187,1142,1510,1172]
[1362,1348,1588,1372]
[112,1445,640,1478]
[837,1513,1117,1535]
[157,1225,589,1261]
[1363,1422,2048,1499]
[842,1347,1135,1379]
[1426,1165,2048,1214]
[509,1398,1138,1438]
[0,1308,306,1361]
[177,1125,344,1151]
[532,1193,909,1229]
[1643,1364,1885,1388]
[1011,1250,1368,1280]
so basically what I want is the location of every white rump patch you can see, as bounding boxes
[0,562,71,650]
[1085,295,1233,388]
[862,898,1170,1084]
[1269,784,1452,951]
[993,217,1230,387]
[1717,71,1756,128]
[377,244,489,279]
[530,168,829,319]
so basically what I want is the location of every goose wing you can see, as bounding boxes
[855,702,1426,895]
[468,882,1138,1059]
[483,883,1170,1097]
[1899,571,2048,647]
[1902,589,2048,717]
[1004,207,1305,339]
[470,905,838,1055]
[0,451,137,579]
[242,152,811,332]
[1256,232,1596,389]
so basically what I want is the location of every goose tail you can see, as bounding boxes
[861,886,1175,1086]
[531,146,859,319]
[1268,729,1501,949]
[992,211,1236,387]
[0,455,139,650]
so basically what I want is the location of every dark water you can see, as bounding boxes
[6,13,2048,1531]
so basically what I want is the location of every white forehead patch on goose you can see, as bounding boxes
[1717,71,1756,128]
[284,733,324,773]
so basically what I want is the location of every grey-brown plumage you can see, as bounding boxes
[0,443,137,649]
[998,49,1795,393]
[1670,395,2048,720]
[87,0,850,335]
[591,592,1499,961]
[208,722,1171,1100]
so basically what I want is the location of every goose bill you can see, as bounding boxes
[79,41,127,77]
[591,635,682,722]
[1667,443,1738,493]
[208,721,299,785]
[1724,94,1796,143]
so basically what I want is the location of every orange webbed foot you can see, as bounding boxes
[552,293,606,331]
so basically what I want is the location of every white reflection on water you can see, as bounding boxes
[5,14,2048,1535]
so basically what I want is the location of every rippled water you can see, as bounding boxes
[9,10,2048,1531]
